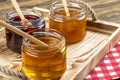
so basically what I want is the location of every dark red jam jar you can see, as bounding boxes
[6,10,45,54]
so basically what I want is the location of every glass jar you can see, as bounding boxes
[22,28,66,80]
[49,1,87,44]
[6,10,45,54]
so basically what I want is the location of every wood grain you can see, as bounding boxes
[0,0,120,80]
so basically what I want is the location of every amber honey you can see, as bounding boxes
[22,29,66,80]
[49,1,87,44]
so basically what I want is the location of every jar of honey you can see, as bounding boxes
[49,1,87,44]
[22,28,66,80]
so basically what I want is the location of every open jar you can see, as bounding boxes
[49,1,87,44]
[6,10,45,54]
[22,28,66,80]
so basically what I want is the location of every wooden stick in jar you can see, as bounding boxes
[11,0,25,20]
[61,0,70,16]
[11,0,32,26]
[0,20,48,47]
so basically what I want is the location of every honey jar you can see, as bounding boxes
[49,1,87,44]
[22,28,66,80]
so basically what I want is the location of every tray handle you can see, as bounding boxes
[77,0,97,21]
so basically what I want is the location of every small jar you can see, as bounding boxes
[22,28,66,80]
[6,10,45,54]
[49,1,87,44]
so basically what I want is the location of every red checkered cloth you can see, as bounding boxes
[84,42,120,80]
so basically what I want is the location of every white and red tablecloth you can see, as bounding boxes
[84,42,120,80]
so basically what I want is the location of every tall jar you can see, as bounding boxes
[6,10,45,54]
[49,1,87,44]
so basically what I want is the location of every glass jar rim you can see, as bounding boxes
[49,1,86,18]
[22,28,66,53]
[6,10,43,24]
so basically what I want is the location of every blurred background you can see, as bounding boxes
[0,0,120,25]
[0,0,120,21]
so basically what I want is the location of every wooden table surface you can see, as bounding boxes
[0,0,120,80]
[0,0,120,24]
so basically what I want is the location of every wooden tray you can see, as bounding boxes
[0,19,120,80]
